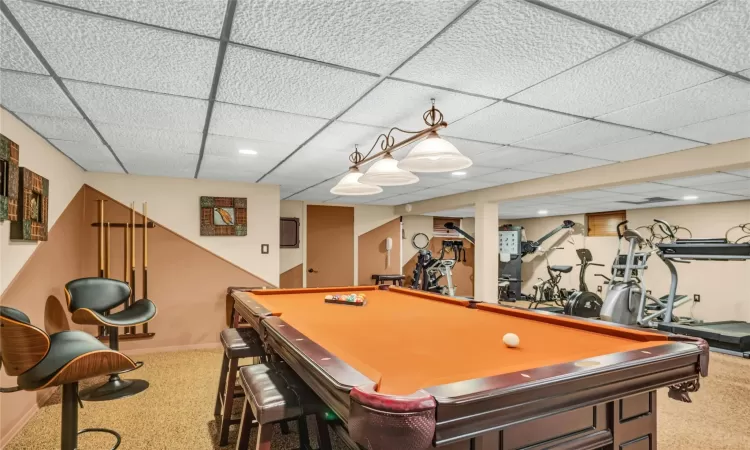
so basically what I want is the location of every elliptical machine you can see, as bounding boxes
[564,248,605,318]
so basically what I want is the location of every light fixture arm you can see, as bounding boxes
[351,121,447,169]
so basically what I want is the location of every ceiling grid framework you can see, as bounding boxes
[0,0,747,206]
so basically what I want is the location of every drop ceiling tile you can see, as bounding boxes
[444,102,582,144]
[298,121,387,156]
[513,155,613,174]
[203,134,297,164]
[472,169,550,185]
[7,0,218,98]
[542,0,711,35]
[46,0,227,37]
[367,195,412,206]
[723,188,750,197]
[95,122,202,155]
[395,0,624,98]
[1,14,46,74]
[0,71,80,117]
[287,180,340,203]
[658,172,746,187]
[231,0,469,73]
[645,0,750,72]
[16,113,98,143]
[65,80,208,132]
[667,111,750,144]
[217,45,376,118]
[600,182,667,194]
[443,138,505,158]
[198,153,279,177]
[48,138,123,172]
[576,133,702,161]
[698,179,750,193]
[599,77,750,131]
[511,42,721,117]
[341,79,494,129]
[209,103,327,143]
[725,169,750,178]
[441,179,497,192]
[117,151,199,178]
[471,146,559,169]
[558,190,617,200]
[418,165,501,181]
[516,120,649,153]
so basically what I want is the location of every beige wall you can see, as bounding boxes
[0,109,86,293]
[509,200,750,322]
[85,172,281,285]
[280,200,304,274]
[402,215,474,265]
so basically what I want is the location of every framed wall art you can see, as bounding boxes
[200,196,247,236]
[0,134,20,222]
[10,167,49,241]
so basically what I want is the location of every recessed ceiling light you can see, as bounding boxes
[683,195,699,200]
[538,210,548,215]
[238,149,257,155]
[452,171,467,176]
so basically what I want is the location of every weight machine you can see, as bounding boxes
[410,232,466,297]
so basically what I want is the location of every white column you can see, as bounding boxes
[474,201,499,302]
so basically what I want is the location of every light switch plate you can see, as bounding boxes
[261,244,269,254]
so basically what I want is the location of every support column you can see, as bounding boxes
[474,201,499,302]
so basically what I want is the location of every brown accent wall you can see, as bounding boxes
[357,218,402,285]
[280,264,303,288]
[0,187,85,446]
[80,186,273,351]
[402,237,475,297]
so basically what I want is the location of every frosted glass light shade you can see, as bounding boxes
[330,168,383,196]
[397,132,473,173]
[359,153,419,186]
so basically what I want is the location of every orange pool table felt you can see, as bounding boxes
[249,286,668,395]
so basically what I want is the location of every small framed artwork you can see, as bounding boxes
[10,167,49,241]
[0,134,20,222]
[200,196,247,236]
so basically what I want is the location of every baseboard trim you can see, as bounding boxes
[123,341,221,356]
[0,387,57,449]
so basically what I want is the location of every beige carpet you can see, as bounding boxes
[5,349,749,449]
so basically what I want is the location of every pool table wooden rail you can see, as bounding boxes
[230,288,708,450]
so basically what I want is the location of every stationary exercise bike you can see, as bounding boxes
[529,247,571,311]
[564,249,605,318]
[410,237,465,297]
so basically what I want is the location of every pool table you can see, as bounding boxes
[231,286,708,450]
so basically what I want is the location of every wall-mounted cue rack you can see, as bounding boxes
[91,200,156,341]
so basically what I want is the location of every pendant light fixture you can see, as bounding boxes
[330,166,383,196]
[329,99,472,195]
[359,153,419,186]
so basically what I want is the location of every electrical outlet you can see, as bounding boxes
[694,294,700,303]
[597,286,602,293]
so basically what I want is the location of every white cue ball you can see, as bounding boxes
[503,333,520,348]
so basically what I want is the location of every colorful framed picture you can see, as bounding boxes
[10,167,49,241]
[0,134,20,222]
[200,196,247,236]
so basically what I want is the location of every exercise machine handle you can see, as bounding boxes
[654,219,675,239]
[616,220,628,239]
[590,263,605,267]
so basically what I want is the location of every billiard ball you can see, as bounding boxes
[503,333,520,348]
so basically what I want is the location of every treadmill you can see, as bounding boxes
[655,235,750,356]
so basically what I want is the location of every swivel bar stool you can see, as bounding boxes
[65,277,157,401]
[0,306,137,450]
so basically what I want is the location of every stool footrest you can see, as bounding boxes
[78,427,121,450]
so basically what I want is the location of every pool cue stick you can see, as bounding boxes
[131,202,137,335]
[97,200,105,337]
[124,222,131,335]
[142,202,149,334]
[105,222,111,278]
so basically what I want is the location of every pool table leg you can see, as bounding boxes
[255,423,273,450]
[474,432,500,450]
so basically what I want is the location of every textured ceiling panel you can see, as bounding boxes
[395,0,624,98]
[340,79,494,129]
[46,0,227,37]
[513,155,613,174]
[659,172,747,187]
[416,165,500,181]
[65,80,208,132]
[725,169,750,178]
[667,111,750,144]
[444,102,582,144]
[16,113,98,143]
[471,146,559,169]
[516,119,650,153]
[645,0,750,72]
[302,121,388,157]
[558,190,617,200]
[95,122,202,155]
[0,71,80,117]
[117,151,199,178]
[48,138,123,172]
[698,180,750,196]
[441,179,497,192]
[217,45,376,118]
[443,138,505,158]
[599,77,750,131]
[203,134,297,164]
[576,133,702,161]
[286,179,339,203]
[543,0,712,35]
[209,102,327,143]
[1,14,46,74]
[231,0,469,73]
[197,154,268,182]
[472,168,550,184]
[510,42,721,117]
[6,0,218,98]
[600,182,669,194]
